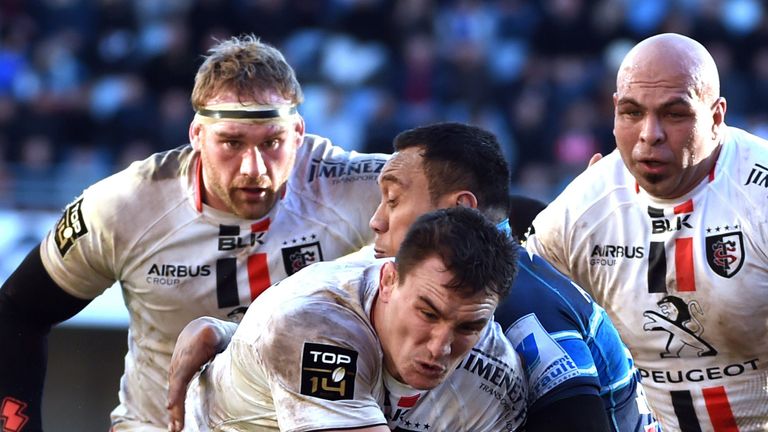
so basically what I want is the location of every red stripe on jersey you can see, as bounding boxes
[247,253,271,300]
[709,159,717,182]
[194,156,203,212]
[675,237,695,292]
[251,219,270,232]
[702,386,738,432]
[674,199,694,214]
[398,394,421,408]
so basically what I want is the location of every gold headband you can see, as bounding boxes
[194,103,298,125]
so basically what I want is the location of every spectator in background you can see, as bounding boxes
[3,1,768,208]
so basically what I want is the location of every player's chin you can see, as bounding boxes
[405,368,447,390]
[231,196,276,219]
[407,376,444,391]
[232,201,272,220]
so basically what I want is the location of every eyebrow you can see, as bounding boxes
[213,129,246,139]
[213,124,287,139]
[617,96,693,109]
[379,172,404,186]
[417,295,489,328]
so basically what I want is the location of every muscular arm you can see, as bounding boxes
[0,244,91,431]
[167,316,238,430]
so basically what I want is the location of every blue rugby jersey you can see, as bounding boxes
[496,243,655,432]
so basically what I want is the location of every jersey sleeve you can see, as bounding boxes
[524,153,622,292]
[525,195,575,280]
[39,183,121,299]
[496,253,602,410]
[241,298,387,431]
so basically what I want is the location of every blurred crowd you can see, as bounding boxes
[1,0,767,210]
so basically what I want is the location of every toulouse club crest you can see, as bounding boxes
[281,241,323,275]
[705,230,744,278]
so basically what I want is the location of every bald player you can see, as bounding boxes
[526,33,768,431]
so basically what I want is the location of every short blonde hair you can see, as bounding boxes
[190,34,303,111]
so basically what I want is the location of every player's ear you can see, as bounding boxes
[456,192,477,208]
[435,191,478,210]
[189,122,203,151]
[294,115,306,148]
[378,261,398,302]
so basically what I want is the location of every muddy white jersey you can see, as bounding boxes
[526,126,768,432]
[185,258,528,432]
[382,321,528,432]
[39,136,387,429]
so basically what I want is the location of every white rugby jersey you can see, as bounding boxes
[526,126,768,432]
[39,136,387,429]
[185,258,528,432]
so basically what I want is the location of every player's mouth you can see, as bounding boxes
[236,187,269,200]
[636,159,669,176]
[373,247,388,259]
[414,360,446,379]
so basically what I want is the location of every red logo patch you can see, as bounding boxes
[1,397,29,432]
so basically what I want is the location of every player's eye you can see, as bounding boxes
[262,138,281,150]
[223,141,243,150]
[420,310,438,321]
[457,323,484,335]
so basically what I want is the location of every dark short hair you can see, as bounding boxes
[508,194,547,243]
[395,207,518,301]
[393,122,511,223]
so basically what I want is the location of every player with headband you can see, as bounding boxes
[0,34,388,431]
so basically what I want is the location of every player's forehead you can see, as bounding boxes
[378,149,427,191]
[405,264,497,322]
[616,40,710,106]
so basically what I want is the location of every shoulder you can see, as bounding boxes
[552,150,633,215]
[715,127,768,213]
[238,260,376,344]
[449,321,528,428]
[720,126,768,188]
[291,134,389,187]
[496,251,592,331]
[457,321,527,396]
[527,150,634,256]
[81,145,193,219]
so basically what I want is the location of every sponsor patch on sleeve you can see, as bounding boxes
[300,342,357,401]
[54,197,88,257]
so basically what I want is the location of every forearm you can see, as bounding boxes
[0,307,48,432]
[179,316,237,354]
[166,316,239,430]
[525,394,610,432]
[205,316,237,353]
[0,245,90,431]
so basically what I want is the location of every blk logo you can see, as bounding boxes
[218,224,265,251]
[648,202,694,234]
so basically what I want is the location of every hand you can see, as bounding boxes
[167,317,237,431]
[588,153,603,167]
